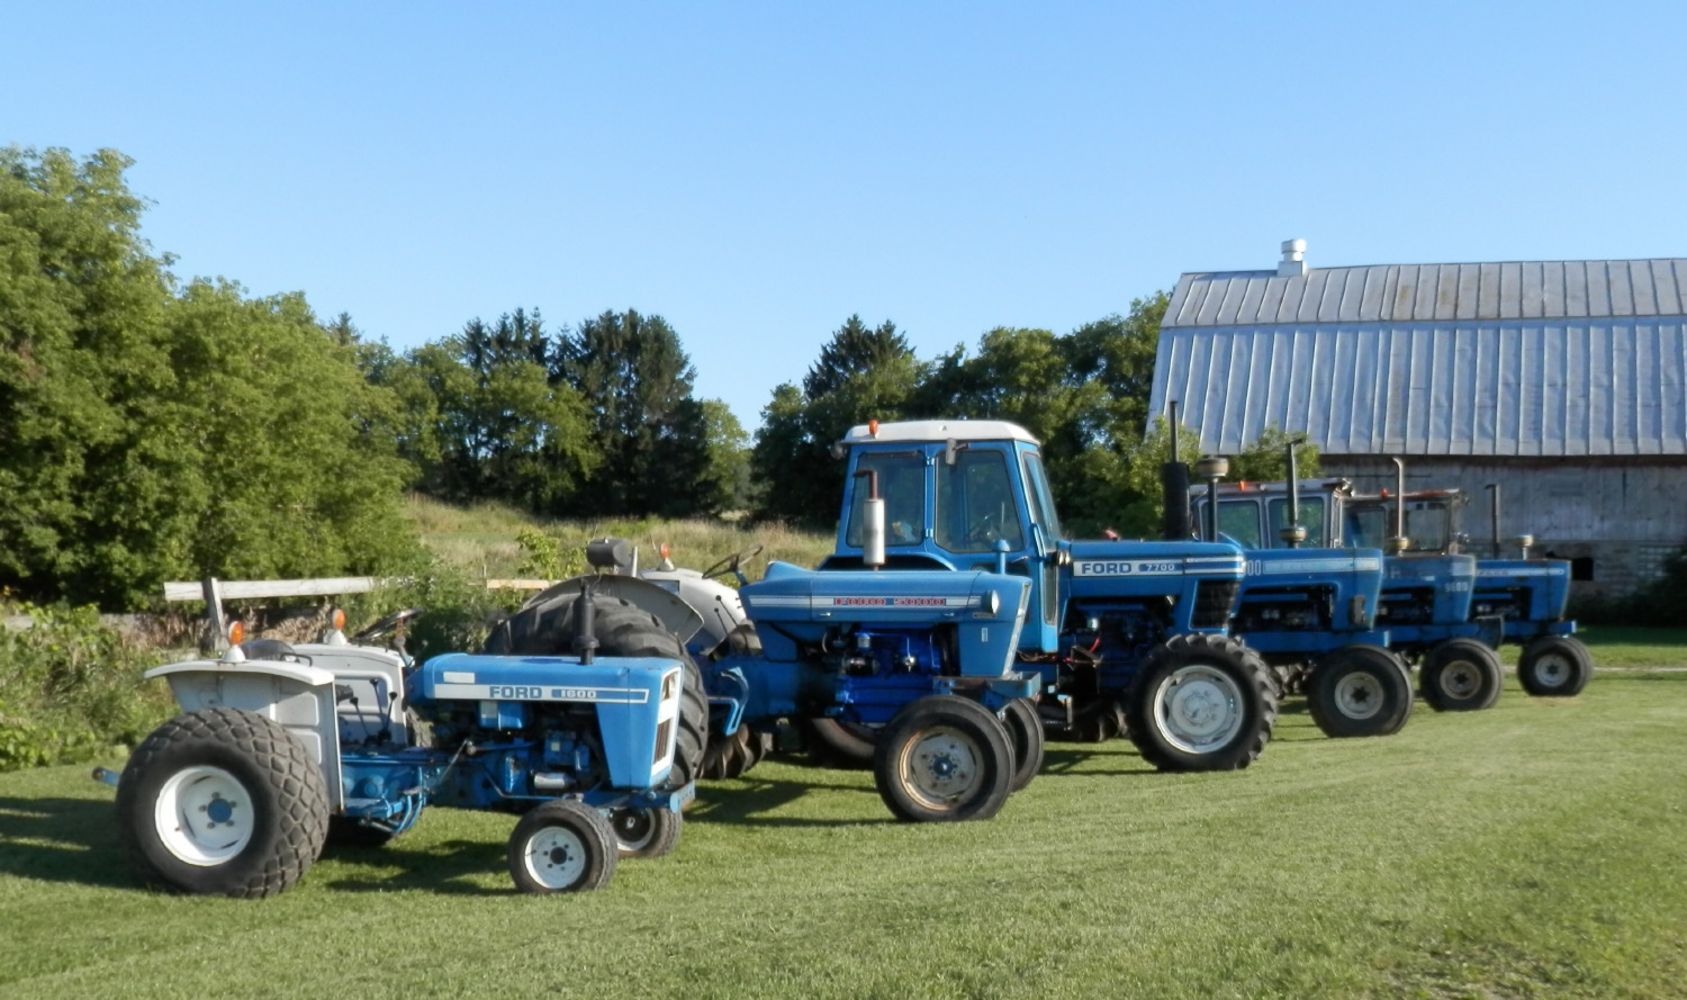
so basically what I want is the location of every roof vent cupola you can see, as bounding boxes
[1278,238,1308,278]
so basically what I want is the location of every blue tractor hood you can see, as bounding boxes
[1476,558,1572,620]
[1384,554,1478,625]
[1064,539,1244,633]
[741,561,1031,679]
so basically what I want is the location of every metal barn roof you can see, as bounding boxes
[1149,256,1687,458]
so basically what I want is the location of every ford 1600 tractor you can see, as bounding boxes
[800,419,1277,770]
[98,567,701,899]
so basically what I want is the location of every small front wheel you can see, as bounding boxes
[508,801,617,894]
[1518,636,1593,697]
[874,696,1014,823]
[608,806,682,859]
[1420,639,1503,711]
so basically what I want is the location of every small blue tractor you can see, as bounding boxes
[1184,448,1413,739]
[1339,480,1591,697]
[1199,459,1511,712]
[791,419,1277,771]
[492,535,1041,822]
[100,563,699,898]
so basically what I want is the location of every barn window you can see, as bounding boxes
[1571,557,1594,581]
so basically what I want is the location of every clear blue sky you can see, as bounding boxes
[7,2,1685,428]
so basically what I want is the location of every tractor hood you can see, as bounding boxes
[1476,558,1572,620]
[1383,554,1478,624]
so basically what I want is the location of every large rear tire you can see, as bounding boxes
[1518,636,1593,697]
[1420,639,1503,712]
[874,695,1014,823]
[117,708,330,898]
[1124,634,1277,772]
[1307,645,1414,738]
[487,594,708,790]
[700,723,770,780]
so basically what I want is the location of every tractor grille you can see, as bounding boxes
[1192,579,1239,629]
[654,719,673,764]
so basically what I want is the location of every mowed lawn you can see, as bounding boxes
[2,660,1685,998]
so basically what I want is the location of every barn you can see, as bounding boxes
[1147,241,1687,595]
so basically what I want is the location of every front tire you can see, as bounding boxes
[117,708,330,898]
[1420,639,1503,711]
[1124,634,1277,772]
[608,806,681,859]
[508,801,617,893]
[1518,636,1593,697]
[874,696,1014,823]
[1001,699,1045,792]
[1307,645,1414,738]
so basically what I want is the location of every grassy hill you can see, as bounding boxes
[404,494,835,581]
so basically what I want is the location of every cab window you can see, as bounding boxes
[1216,499,1263,548]
[937,450,1025,553]
[846,452,926,547]
[1344,505,1389,548]
[1020,452,1063,542]
[1268,497,1326,547]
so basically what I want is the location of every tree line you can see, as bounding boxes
[1,147,1309,609]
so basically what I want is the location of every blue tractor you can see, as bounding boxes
[1184,451,1414,739]
[1198,460,1509,713]
[492,535,1041,822]
[1339,480,1591,697]
[103,563,699,898]
[799,419,1278,771]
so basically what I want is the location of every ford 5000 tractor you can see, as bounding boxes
[99,586,699,899]
[809,420,1277,772]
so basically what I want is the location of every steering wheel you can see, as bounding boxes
[353,608,423,644]
[967,512,1001,546]
[699,544,764,580]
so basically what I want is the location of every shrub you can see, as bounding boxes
[0,602,175,771]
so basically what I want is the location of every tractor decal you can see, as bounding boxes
[431,683,652,704]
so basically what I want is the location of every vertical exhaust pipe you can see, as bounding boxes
[1194,456,1229,542]
[855,469,885,570]
[1388,457,1410,555]
[1280,441,1306,548]
[1161,400,1191,540]
[1485,483,1501,558]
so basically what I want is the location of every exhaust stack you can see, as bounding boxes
[1387,457,1410,555]
[1280,441,1307,548]
[1161,400,1191,540]
[856,469,886,569]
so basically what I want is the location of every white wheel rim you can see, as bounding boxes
[1153,665,1246,754]
[522,825,589,890]
[154,765,255,867]
[1532,654,1571,688]
[1333,671,1385,721]
[1439,660,1482,699]
[610,809,655,853]
[899,725,983,809]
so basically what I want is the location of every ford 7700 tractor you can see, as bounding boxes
[803,420,1278,771]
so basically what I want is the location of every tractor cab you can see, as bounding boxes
[822,420,1066,653]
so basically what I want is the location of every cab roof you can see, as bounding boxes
[839,419,1040,447]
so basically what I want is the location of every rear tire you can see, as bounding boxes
[874,696,1014,823]
[508,801,617,893]
[1307,646,1414,738]
[1124,634,1277,772]
[1420,639,1503,711]
[1001,699,1045,792]
[117,708,329,898]
[1518,636,1593,697]
[487,594,708,790]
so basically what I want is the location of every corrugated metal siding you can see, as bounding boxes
[1148,319,1687,456]
[1164,259,1687,328]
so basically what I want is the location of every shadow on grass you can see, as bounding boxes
[0,795,139,891]
[687,776,893,828]
[321,836,509,895]
[1037,747,1162,778]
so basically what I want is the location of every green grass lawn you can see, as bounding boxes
[4,665,1687,998]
